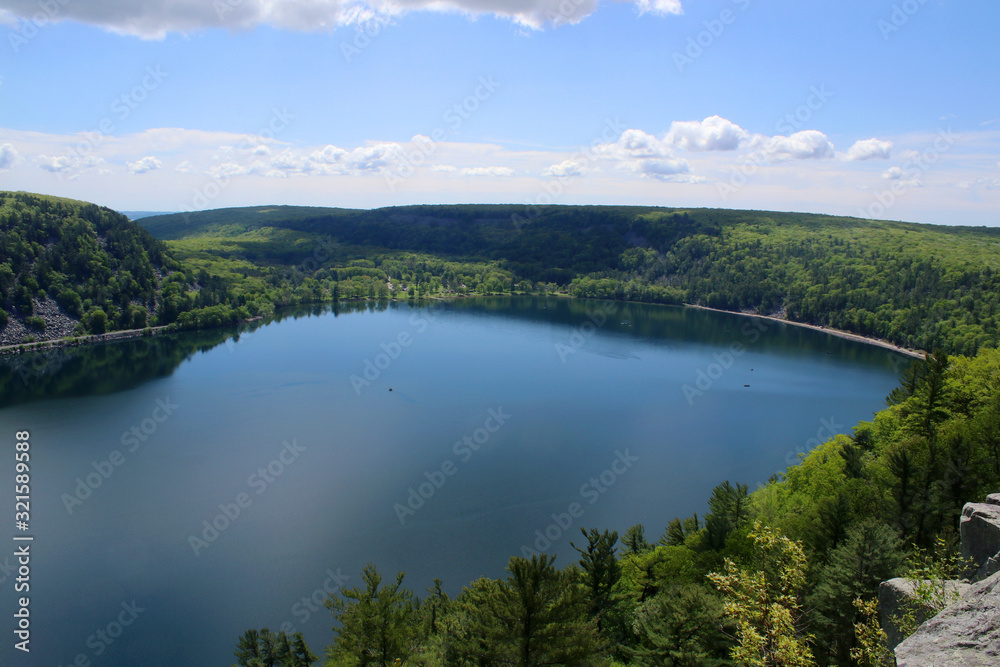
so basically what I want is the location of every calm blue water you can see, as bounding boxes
[0,297,908,666]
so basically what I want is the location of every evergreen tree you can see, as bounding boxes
[630,584,729,667]
[571,528,621,632]
[451,554,602,666]
[325,564,417,666]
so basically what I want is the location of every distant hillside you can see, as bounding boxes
[141,204,1000,355]
[122,210,172,221]
[0,192,274,347]
[0,192,176,343]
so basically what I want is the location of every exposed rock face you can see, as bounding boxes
[879,578,971,649]
[960,500,1000,581]
[895,571,1000,667]
[0,297,79,346]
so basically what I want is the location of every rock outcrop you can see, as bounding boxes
[879,578,970,649]
[884,493,1000,664]
[895,571,1000,666]
[961,495,1000,581]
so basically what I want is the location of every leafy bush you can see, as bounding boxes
[24,315,46,331]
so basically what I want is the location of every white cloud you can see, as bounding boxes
[0,0,682,37]
[174,160,196,173]
[881,166,903,180]
[0,143,21,169]
[637,157,690,180]
[845,138,893,161]
[430,164,458,173]
[36,153,104,178]
[763,130,835,160]
[667,115,748,151]
[633,0,683,16]
[595,129,672,159]
[126,155,162,174]
[543,160,586,177]
[958,177,1000,191]
[459,166,515,177]
[594,128,691,181]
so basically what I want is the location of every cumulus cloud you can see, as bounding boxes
[37,153,104,178]
[762,130,835,160]
[881,166,903,180]
[667,115,748,151]
[636,157,690,180]
[594,128,691,181]
[262,141,405,176]
[595,129,672,159]
[459,166,515,177]
[845,138,893,161]
[0,0,682,38]
[0,143,21,170]
[633,0,683,16]
[543,160,586,178]
[126,155,162,174]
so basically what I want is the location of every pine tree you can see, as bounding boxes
[325,564,417,666]
[452,554,602,666]
[571,528,621,632]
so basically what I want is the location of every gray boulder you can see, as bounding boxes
[879,578,971,649]
[960,501,1000,581]
[895,571,1000,666]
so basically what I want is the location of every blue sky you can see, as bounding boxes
[0,0,997,225]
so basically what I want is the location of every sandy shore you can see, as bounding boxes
[685,304,925,359]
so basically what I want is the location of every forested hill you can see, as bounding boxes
[0,192,174,339]
[4,192,1000,355]
[141,203,1000,355]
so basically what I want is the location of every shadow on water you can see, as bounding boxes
[0,300,398,409]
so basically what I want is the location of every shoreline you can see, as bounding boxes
[684,304,925,359]
[0,295,925,360]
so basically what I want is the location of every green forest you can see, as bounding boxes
[3,193,999,664]
[140,202,1000,356]
[5,193,1000,357]
[233,347,1000,666]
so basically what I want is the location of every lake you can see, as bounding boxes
[0,297,910,666]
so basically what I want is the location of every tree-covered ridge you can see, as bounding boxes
[0,191,173,331]
[233,348,1000,667]
[142,204,1000,356]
